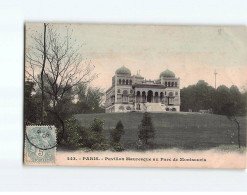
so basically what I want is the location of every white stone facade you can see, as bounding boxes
[105,66,180,113]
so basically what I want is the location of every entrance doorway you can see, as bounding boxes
[147,90,153,103]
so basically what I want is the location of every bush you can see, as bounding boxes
[90,118,104,132]
[111,142,124,152]
[58,117,87,150]
[110,120,125,143]
[138,112,155,145]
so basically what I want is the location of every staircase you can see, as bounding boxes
[145,103,164,112]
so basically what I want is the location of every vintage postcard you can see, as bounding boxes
[24,23,247,168]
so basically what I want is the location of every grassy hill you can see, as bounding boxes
[74,112,246,150]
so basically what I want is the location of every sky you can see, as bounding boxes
[26,23,247,92]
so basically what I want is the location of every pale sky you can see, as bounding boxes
[26,23,247,92]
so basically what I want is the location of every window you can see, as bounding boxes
[175,82,177,87]
[123,90,128,95]
[169,98,174,104]
[119,106,124,111]
[168,82,170,87]
[123,96,128,102]
[126,80,129,85]
[126,106,131,110]
[119,79,121,85]
[117,89,121,93]
[122,79,125,85]
[165,82,167,86]
[172,82,174,87]
[169,92,173,97]
[130,80,132,85]
[175,91,178,96]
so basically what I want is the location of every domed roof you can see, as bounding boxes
[135,73,143,78]
[115,66,131,75]
[160,69,175,78]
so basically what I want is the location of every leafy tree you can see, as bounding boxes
[222,102,241,148]
[84,118,110,150]
[90,118,104,132]
[59,117,86,149]
[75,83,105,113]
[24,81,40,123]
[110,120,125,143]
[138,112,155,145]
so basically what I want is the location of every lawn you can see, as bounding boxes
[74,112,246,150]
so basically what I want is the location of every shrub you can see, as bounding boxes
[138,112,155,145]
[110,120,125,143]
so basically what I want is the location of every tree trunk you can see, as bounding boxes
[236,120,241,148]
[41,23,47,124]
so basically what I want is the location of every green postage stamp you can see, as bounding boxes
[24,126,56,165]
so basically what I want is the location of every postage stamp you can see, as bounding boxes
[24,126,56,165]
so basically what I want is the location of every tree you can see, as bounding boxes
[110,120,125,143]
[138,112,155,145]
[25,24,97,122]
[26,23,48,123]
[222,102,241,148]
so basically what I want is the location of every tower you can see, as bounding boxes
[214,69,217,89]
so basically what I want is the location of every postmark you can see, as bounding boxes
[24,126,56,164]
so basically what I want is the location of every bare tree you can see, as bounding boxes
[26,23,48,123]
[26,24,96,117]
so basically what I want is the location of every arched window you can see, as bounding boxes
[154,92,159,103]
[117,89,121,93]
[130,80,132,85]
[119,106,124,111]
[126,80,129,85]
[165,82,167,86]
[175,82,177,87]
[136,91,141,103]
[169,92,173,97]
[123,90,128,103]
[175,91,178,96]
[142,91,146,103]
[119,79,121,85]
[123,90,128,95]
[160,92,164,103]
[168,82,170,87]
[122,79,125,85]
[172,82,174,87]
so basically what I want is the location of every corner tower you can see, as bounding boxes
[160,69,180,111]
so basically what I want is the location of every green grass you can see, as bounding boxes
[74,112,247,150]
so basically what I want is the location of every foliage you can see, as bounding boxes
[58,117,110,151]
[59,117,86,149]
[74,83,105,114]
[180,80,247,116]
[110,120,125,143]
[111,142,124,152]
[90,118,104,132]
[138,112,155,145]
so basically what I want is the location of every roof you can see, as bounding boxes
[160,69,175,78]
[115,66,131,75]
